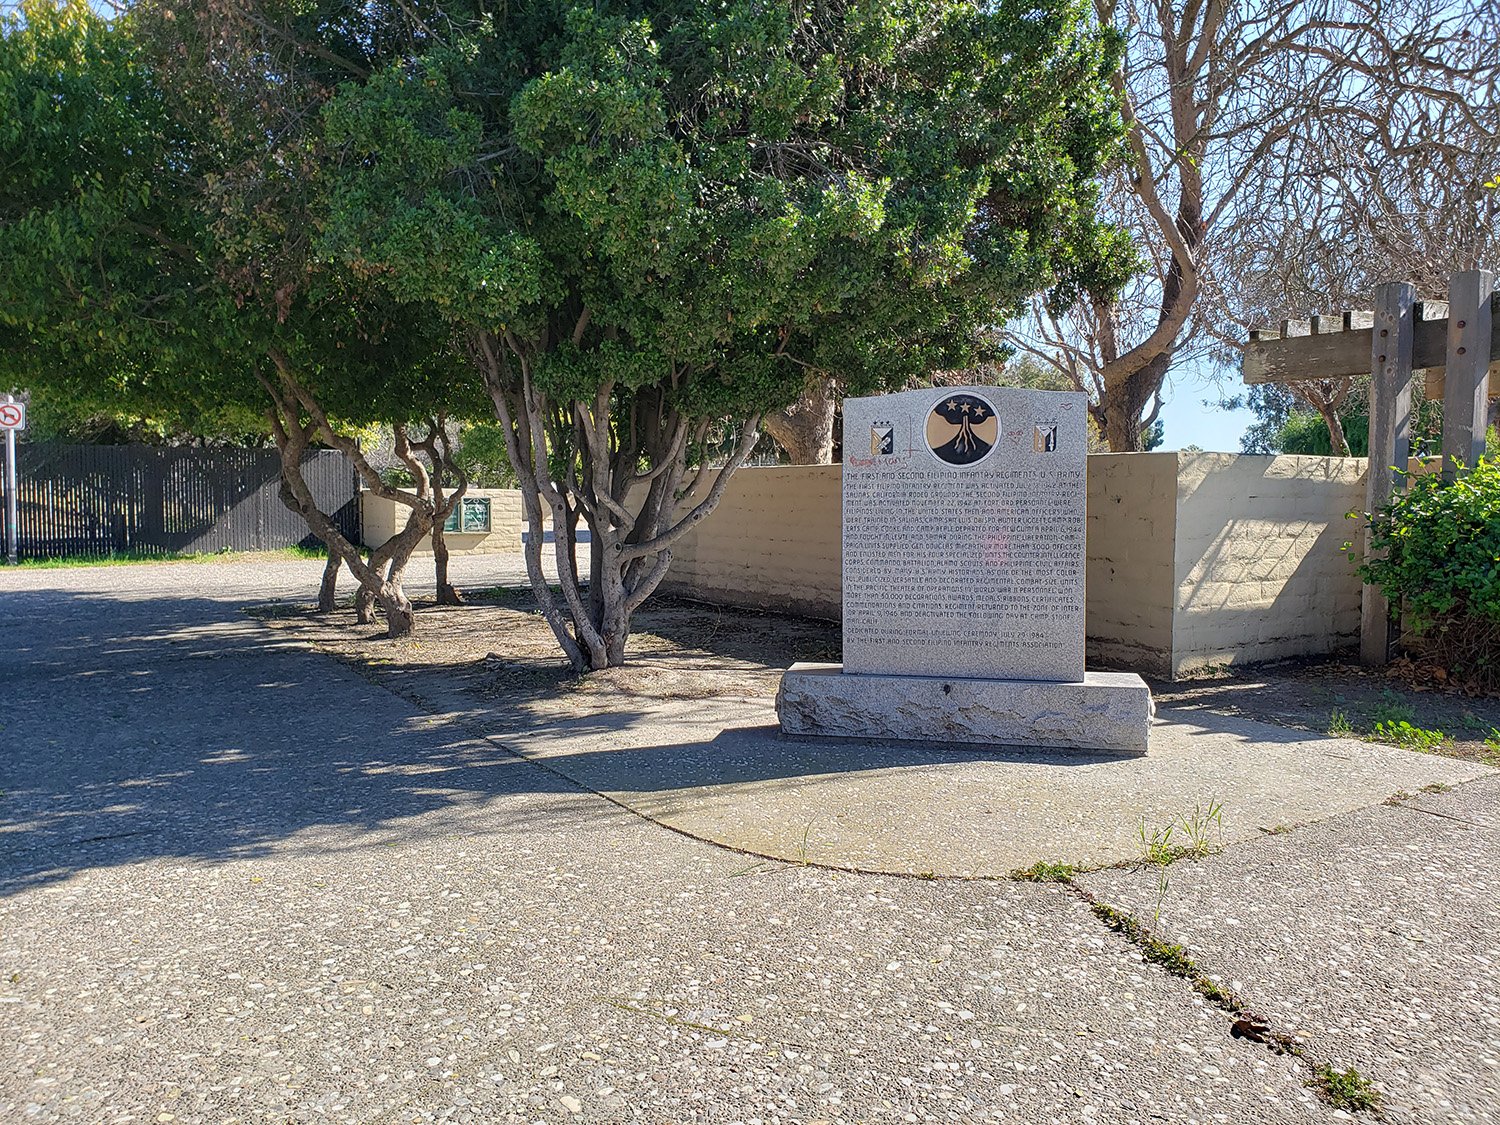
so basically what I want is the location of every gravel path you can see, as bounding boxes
[0,559,1354,1122]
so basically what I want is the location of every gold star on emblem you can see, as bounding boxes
[946,399,957,410]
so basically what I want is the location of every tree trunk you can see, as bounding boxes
[383,555,417,631]
[275,472,348,614]
[474,328,764,671]
[410,413,466,606]
[316,552,341,613]
[355,584,376,624]
[763,380,837,464]
[1318,401,1352,457]
[1098,355,1167,452]
[355,567,416,635]
[427,471,463,608]
[358,497,430,636]
[276,443,422,637]
[431,521,462,605]
[330,514,424,636]
[260,356,436,639]
[382,596,416,637]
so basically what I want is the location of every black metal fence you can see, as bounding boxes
[0,443,359,560]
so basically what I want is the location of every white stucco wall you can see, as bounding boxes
[657,454,1369,678]
[1169,452,1365,675]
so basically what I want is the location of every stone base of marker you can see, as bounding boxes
[777,665,1154,755]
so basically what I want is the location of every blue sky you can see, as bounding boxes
[1156,370,1254,451]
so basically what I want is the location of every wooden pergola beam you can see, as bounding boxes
[1244,291,1500,385]
[1241,270,1499,671]
[1441,269,1497,478]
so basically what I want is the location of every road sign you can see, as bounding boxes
[2,394,17,563]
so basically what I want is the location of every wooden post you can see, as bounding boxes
[1361,282,1415,666]
[1441,269,1496,479]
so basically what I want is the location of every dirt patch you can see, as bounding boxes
[1150,655,1500,766]
[256,585,1500,767]
[254,585,841,727]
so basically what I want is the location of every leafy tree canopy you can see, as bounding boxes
[2,0,1125,660]
[319,0,1122,400]
[0,1,482,433]
[0,0,213,416]
[306,0,1125,666]
[1,1,488,632]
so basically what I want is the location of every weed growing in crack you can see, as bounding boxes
[796,818,817,865]
[1089,898,1384,1112]
[1150,868,1170,929]
[1090,902,1247,1010]
[1101,910,1252,1028]
[1137,819,1181,865]
[1010,861,1077,883]
[1308,1064,1381,1112]
[1328,708,1354,736]
[1137,797,1225,866]
[1191,975,1242,1010]
[1090,903,1196,977]
[1181,798,1225,854]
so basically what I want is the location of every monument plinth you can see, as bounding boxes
[776,385,1152,754]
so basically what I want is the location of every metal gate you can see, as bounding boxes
[0,443,359,560]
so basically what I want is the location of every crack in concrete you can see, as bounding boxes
[1051,876,1383,1117]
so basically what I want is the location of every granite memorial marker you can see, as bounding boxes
[777,385,1153,754]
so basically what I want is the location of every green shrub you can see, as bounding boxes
[1279,410,1369,457]
[1358,457,1500,689]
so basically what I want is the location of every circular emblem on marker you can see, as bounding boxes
[925,392,997,466]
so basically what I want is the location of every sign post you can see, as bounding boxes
[0,394,23,564]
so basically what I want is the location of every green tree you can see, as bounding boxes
[0,1,210,418]
[18,393,271,448]
[316,0,1124,669]
[0,2,478,632]
[1276,410,1370,458]
[1224,378,1442,459]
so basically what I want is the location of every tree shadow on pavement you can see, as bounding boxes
[0,587,623,897]
[0,584,1078,896]
[2,581,1410,897]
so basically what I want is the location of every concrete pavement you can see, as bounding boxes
[0,556,1493,1122]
